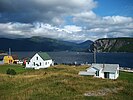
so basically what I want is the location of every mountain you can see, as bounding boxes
[0,37,93,52]
[77,40,93,52]
[91,38,133,52]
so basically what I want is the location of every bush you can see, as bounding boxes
[6,68,16,75]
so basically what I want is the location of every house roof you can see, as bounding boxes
[38,52,51,60]
[79,71,95,75]
[88,63,119,73]
[26,57,31,62]
[91,63,103,70]
[12,55,19,60]
[102,64,119,72]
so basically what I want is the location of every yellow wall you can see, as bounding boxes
[3,56,14,64]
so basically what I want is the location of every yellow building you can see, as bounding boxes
[3,56,14,64]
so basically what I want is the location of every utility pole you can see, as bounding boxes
[93,46,96,63]
[9,48,11,56]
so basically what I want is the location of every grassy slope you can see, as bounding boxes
[0,65,133,100]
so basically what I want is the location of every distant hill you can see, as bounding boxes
[76,40,93,52]
[91,38,133,52]
[0,37,93,52]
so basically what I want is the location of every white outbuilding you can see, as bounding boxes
[26,52,53,69]
[79,63,119,79]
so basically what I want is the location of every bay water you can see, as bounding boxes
[12,51,133,68]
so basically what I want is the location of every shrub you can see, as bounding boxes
[6,68,16,75]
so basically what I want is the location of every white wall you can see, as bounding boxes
[115,66,119,79]
[99,69,104,78]
[94,69,104,78]
[111,66,119,79]
[87,67,104,78]
[109,72,115,79]
[39,59,53,69]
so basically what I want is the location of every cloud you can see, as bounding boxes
[64,25,82,33]
[0,16,132,42]
[73,11,97,21]
[0,22,87,42]
[0,0,97,24]
[91,17,133,39]
[0,0,132,42]
[74,13,133,39]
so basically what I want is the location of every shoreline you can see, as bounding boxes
[120,67,133,73]
[0,53,8,55]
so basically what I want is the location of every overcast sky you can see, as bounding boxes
[0,0,133,42]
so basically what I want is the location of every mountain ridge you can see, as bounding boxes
[0,37,93,52]
[91,37,133,52]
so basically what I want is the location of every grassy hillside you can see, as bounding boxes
[0,65,133,100]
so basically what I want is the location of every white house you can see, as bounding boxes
[26,52,53,69]
[79,63,119,79]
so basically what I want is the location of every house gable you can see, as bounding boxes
[30,53,44,63]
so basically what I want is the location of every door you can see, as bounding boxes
[96,71,99,76]
[104,72,109,78]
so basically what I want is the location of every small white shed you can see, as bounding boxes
[26,52,53,69]
[79,63,119,79]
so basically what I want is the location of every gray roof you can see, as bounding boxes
[79,71,95,75]
[102,64,119,72]
[88,63,119,72]
[91,63,103,70]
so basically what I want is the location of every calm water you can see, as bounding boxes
[12,52,133,68]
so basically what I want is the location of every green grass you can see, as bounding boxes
[0,64,27,74]
[0,65,133,100]
[0,64,34,74]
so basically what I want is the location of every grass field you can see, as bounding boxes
[0,64,31,74]
[0,64,133,100]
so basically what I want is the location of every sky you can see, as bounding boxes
[0,0,133,42]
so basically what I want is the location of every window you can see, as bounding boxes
[40,62,41,66]
[33,62,35,66]
[45,62,47,65]
[36,57,38,60]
